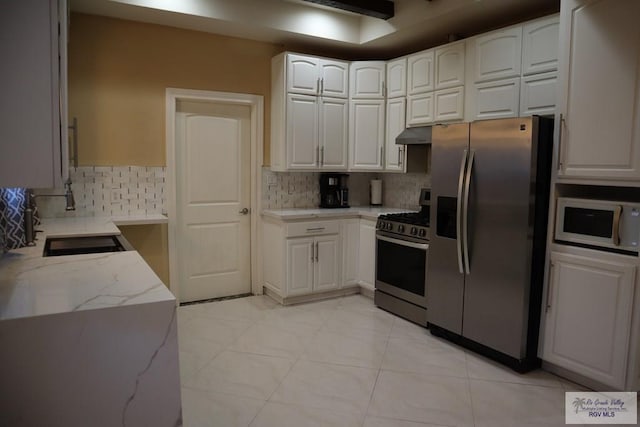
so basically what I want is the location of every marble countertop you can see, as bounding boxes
[262,206,413,221]
[0,215,174,321]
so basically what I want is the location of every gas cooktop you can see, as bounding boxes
[376,189,431,242]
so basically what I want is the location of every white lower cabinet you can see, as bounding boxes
[542,248,637,389]
[357,219,377,291]
[262,218,353,302]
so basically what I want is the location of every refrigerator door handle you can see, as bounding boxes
[462,149,475,275]
[456,149,468,274]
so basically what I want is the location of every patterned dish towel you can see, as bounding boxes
[0,188,28,251]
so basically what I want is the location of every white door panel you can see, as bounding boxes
[314,235,340,292]
[286,94,319,169]
[176,102,251,302]
[319,97,348,170]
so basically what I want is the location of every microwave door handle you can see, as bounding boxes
[462,150,475,275]
[456,149,469,274]
[613,205,622,246]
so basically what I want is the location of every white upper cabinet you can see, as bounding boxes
[520,71,557,117]
[473,26,523,82]
[286,94,319,170]
[272,52,349,171]
[0,0,68,188]
[286,54,348,98]
[407,50,435,95]
[386,57,407,98]
[407,93,434,126]
[320,60,349,98]
[434,87,464,122]
[318,97,348,170]
[473,77,521,120]
[350,61,386,98]
[385,97,407,171]
[557,0,640,180]
[522,14,560,75]
[435,41,465,90]
[349,99,385,170]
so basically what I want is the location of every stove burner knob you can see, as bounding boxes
[410,227,418,235]
[386,223,394,231]
[398,225,405,233]
[419,229,426,237]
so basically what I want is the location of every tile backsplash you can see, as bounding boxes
[261,167,429,211]
[34,166,166,218]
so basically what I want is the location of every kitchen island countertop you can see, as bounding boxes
[0,214,173,321]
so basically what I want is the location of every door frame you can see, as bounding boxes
[166,88,264,302]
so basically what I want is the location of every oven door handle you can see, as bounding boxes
[376,235,428,250]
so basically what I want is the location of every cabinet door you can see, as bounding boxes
[474,26,523,82]
[319,97,348,170]
[350,61,386,98]
[473,78,520,121]
[522,15,559,75]
[314,235,341,292]
[286,238,315,296]
[385,98,406,171]
[286,94,318,169]
[0,0,67,188]
[349,99,385,170]
[435,41,465,90]
[520,71,557,117]
[557,0,640,180]
[407,50,435,95]
[542,251,636,389]
[358,219,377,289]
[434,87,464,122]
[406,93,434,126]
[343,219,360,286]
[287,54,320,95]
[386,58,407,98]
[320,59,349,98]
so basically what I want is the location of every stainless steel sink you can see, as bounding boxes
[43,235,132,257]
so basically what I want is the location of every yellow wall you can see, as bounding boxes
[69,14,282,287]
[68,13,281,166]
[119,224,170,286]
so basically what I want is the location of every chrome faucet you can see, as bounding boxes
[25,179,76,245]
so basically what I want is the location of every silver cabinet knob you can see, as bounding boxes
[239,208,250,215]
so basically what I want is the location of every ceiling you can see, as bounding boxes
[70,0,560,59]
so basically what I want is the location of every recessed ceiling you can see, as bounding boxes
[70,0,560,58]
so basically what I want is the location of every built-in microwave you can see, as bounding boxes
[555,197,640,253]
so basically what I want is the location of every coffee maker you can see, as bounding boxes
[319,173,349,208]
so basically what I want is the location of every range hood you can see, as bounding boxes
[396,126,432,145]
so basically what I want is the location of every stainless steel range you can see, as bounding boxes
[374,189,430,325]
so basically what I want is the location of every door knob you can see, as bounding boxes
[239,208,250,215]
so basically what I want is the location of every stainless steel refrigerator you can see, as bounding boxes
[427,116,553,372]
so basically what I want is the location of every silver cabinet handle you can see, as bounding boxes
[315,241,319,262]
[320,146,324,166]
[382,81,386,98]
[68,117,78,168]
[613,206,622,246]
[310,241,315,262]
[316,146,320,166]
[462,149,474,275]
[321,78,324,94]
[316,78,320,95]
[380,146,384,167]
[456,150,468,274]
[239,208,250,215]
[306,227,325,232]
[398,147,403,167]
[558,113,565,173]
[546,261,555,313]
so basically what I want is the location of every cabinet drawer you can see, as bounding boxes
[286,220,341,237]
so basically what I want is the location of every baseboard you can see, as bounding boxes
[262,285,360,306]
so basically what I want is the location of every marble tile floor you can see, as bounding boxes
[176,294,605,427]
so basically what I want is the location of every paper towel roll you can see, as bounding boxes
[370,179,382,206]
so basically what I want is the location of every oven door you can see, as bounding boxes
[375,232,428,308]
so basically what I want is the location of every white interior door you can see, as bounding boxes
[176,101,251,302]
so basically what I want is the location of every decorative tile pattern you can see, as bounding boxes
[33,166,166,218]
[261,167,429,210]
